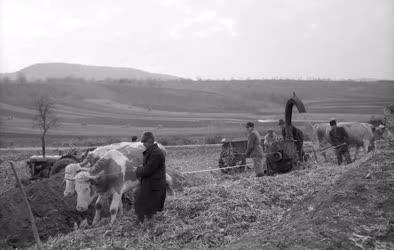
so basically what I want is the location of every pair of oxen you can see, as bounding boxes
[63,142,172,226]
[310,122,391,161]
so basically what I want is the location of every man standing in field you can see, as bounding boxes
[329,119,352,165]
[245,122,265,177]
[278,119,304,161]
[134,132,167,223]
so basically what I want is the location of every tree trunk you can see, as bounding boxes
[41,133,46,158]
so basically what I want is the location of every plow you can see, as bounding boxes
[25,147,95,180]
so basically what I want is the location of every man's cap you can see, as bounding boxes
[278,119,285,126]
[141,131,155,142]
[245,121,254,128]
[267,129,274,133]
[329,118,337,126]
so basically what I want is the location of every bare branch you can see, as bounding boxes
[31,94,60,157]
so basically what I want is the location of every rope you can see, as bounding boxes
[181,164,253,174]
[65,170,125,182]
[65,164,253,179]
[318,143,347,153]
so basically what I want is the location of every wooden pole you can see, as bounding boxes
[9,161,43,250]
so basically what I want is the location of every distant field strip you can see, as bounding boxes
[0,144,223,151]
[0,141,315,152]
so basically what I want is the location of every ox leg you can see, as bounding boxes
[92,195,103,226]
[118,196,124,217]
[354,146,359,161]
[321,152,328,162]
[109,192,122,226]
[312,149,318,162]
[364,139,371,153]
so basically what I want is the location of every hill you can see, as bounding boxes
[0,63,179,81]
[0,76,393,138]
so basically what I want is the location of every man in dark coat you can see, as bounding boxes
[245,122,265,177]
[279,119,304,161]
[134,132,166,223]
[329,119,351,165]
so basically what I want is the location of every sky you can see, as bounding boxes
[0,0,393,79]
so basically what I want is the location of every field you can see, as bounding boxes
[0,111,382,148]
[0,77,393,249]
[1,79,393,148]
[1,144,393,249]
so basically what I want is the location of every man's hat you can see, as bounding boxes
[329,118,336,126]
[278,119,285,126]
[141,131,155,142]
[245,121,254,128]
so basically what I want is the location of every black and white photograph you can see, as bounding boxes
[0,0,393,249]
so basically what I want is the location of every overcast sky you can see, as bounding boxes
[1,0,393,79]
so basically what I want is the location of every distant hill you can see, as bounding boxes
[1,77,393,115]
[1,76,393,137]
[0,63,180,81]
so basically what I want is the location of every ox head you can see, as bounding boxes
[378,125,394,141]
[80,152,98,167]
[74,171,99,212]
[63,163,90,198]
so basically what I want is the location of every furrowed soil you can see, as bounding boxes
[225,150,394,250]
[19,147,392,250]
[0,172,98,249]
[0,147,204,249]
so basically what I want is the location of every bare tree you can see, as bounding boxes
[32,95,60,158]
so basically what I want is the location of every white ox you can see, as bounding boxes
[311,122,375,161]
[64,142,130,197]
[63,142,168,197]
[74,150,140,226]
[79,142,138,167]
[375,125,394,141]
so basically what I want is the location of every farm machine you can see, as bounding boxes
[265,93,306,175]
[218,92,307,175]
[26,147,94,179]
[218,138,264,174]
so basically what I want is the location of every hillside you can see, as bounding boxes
[0,76,393,138]
[0,63,179,81]
[225,150,394,249]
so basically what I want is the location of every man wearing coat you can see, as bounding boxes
[245,122,265,177]
[329,119,352,165]
[135,132,166,223]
